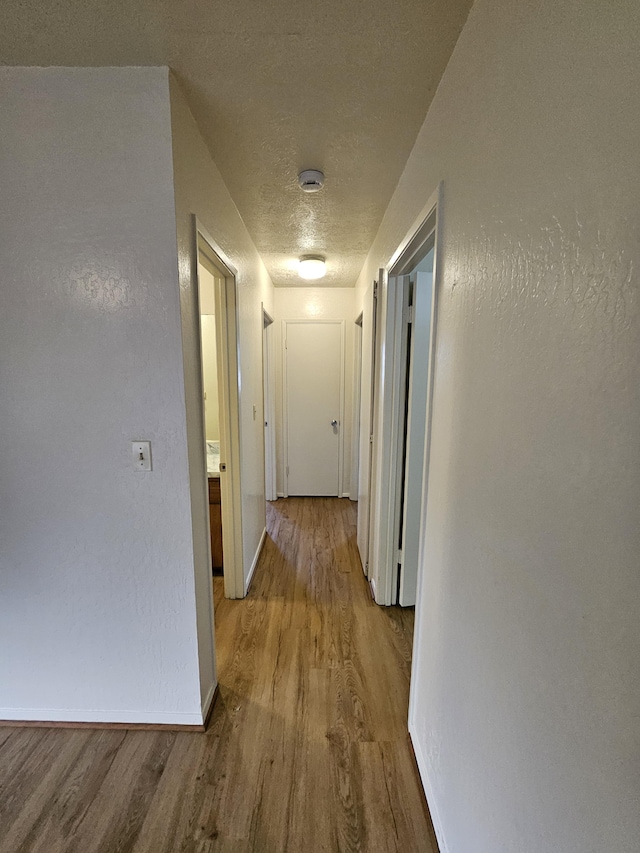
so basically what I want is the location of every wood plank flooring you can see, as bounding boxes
[0,498,437,852]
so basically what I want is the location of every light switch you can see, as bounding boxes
[132,441,152,472]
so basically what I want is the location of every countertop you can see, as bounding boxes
[206,440,220,478]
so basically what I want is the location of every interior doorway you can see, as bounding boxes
[195,222,245,600]
[366,188,441,607]
[391,247,434,606]
[198,253,224,574]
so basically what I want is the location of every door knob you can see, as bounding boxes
[331,419,338,427]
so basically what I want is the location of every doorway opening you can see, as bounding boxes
[363,187,441,607]
[390,242,435,606]
[195,221,245,600]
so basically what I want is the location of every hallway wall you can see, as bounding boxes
[169,75,275,606]
[357,1,640,851]
[0,68,204,724]
[0,67,275,724]
[273,287,357,498]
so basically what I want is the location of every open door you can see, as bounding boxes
[398,269,433,605]
[389,274,412,602]
[262,308,276,501]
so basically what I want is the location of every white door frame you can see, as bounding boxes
[357,278,380,580]
[262,307,277,501]
[367,265,400,602]
[194,219,245,600]
[369,184,442,605]
[282,318,345,498]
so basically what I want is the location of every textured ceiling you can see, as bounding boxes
[0,0,473,286]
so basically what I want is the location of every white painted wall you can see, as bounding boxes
[357,1,640,851]
[200,315,220,441]
[169,74,275,600]
[199,241,220,445]
[274,288,357,497]
[198,260,220,443]
[0,68,205,724]
[198,260,217,315]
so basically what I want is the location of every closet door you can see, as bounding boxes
[284,320,344,496]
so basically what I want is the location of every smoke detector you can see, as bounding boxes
[298,170,325,193]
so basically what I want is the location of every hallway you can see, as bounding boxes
[0,498,437,853]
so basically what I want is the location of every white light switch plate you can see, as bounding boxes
[132,441,152,471]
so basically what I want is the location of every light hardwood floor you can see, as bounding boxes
[0,498,437,852]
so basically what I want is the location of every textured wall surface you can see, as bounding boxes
[357,1,640,851]
[169,74,275,602]
[200,316,220,441]
[273,288,357,496]
[0,68,204,723]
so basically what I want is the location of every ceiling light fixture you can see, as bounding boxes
[298,256,326,280]
[298,170,325,193]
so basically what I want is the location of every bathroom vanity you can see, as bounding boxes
[208,475,223,571]
[206,441,223,572]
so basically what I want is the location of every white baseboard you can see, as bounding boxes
[275,491,353,499]
[409,722,448,853]
[245,526,267,594]
[0,706,205,726]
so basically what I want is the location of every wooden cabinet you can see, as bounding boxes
[208,476,223,572]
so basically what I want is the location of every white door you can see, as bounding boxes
[285,320,344,496]
[399,270,433,606]
[262,310,276,501]
[357,280,377,572]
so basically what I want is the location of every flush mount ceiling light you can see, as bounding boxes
[298,256,327,280]
[298,169,325,193]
